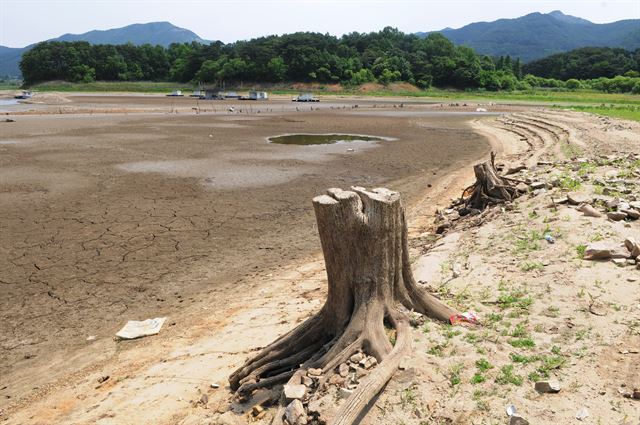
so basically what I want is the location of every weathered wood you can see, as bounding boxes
[464,152,520,210]
[228,187,457,424]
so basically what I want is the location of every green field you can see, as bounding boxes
[28,81,193,93]
[558,105,640,122]
[19,81,640,121]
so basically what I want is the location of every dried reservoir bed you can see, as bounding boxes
[0,100,491,404]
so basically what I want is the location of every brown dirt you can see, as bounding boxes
[0,96,493,419]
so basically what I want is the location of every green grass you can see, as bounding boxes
[560,104,640,122]
[0,81,21,90]
[29,80,195,93]
[495,365,524,386]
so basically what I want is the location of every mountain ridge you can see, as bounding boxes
[0,22,207,77]
[417,11,640,62]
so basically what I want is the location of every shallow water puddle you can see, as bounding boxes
[268,133,385,145]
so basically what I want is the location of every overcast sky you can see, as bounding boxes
[1,0,639,47]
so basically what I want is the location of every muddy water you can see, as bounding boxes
[268,133,387,145]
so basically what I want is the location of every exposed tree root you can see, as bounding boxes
[228,187,458,424]
[461,151,523,211]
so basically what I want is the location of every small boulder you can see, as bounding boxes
[338,363,349,378]
[283,384,306,402]
[624,237,640,258]
[607,211,627,221]
[509,415,529,425]
[535,379,561,393]
[530,181,546,190]
[359,356,378,369]
[584,242,629,260]
[349,352,365,363]
[567,192,590,205]
[622,209,640,220]
[516,182,529,193]
[284,399,307,425]
[307,368,322,376]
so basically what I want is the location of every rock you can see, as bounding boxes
[284,399,307,425]
[302,375,313,387]
[622,209,640,219]
[547,197,568,207]
[213,412,243,425]
[436,221,451,234]
[307,368,322,376]
[199,393,209,406]
[210,383,220,389]
[535,380,561,393]
[578,203,602,217]
[251,406,264,417]
[584,242,630,260]
[359,356,378,369]
[338,387,353,399]
[576,407,589,421]
[349,352,365,363]
[327,374,345,386]
[530,181,546,190]
[567,192,590,205]
[338,363,349,378]
[350,365,369,379]
[606,198,620,209]
[608,211,627,221]
[283,384,306,402]
[612,258,627,266]
[516,182,529,193]
[624,237,640,258]
[509,415,529,425]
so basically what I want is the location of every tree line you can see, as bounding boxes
[19,28,640,93]
[523,47,640,80]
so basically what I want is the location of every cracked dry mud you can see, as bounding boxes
[0,99,491,408]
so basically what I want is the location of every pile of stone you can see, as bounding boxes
[280,351,378,425]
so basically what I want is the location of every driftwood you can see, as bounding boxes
[229,187,457,424]
[462,152,522,211]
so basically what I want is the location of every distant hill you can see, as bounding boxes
[523,47,639,80]
[418,11,640,62]
[0,22,208,77]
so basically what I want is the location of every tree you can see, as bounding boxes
[229,187,457,424]
[565,79,581,90]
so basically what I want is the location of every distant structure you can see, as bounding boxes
[293,93,319,102]
[249,91,268,100]
[202,87,223,100]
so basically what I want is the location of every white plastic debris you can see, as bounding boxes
[116,317,167,340]
[506,404,517,417]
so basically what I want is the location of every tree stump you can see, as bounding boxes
[463,151,521,211]
[229,187,457,424]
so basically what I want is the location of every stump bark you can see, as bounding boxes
[229,187,457,424]
[463,151,521,211]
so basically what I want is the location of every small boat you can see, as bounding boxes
[14,90,32,99]
[166,90,184,97]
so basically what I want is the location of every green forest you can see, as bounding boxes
[19,28,640,93]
